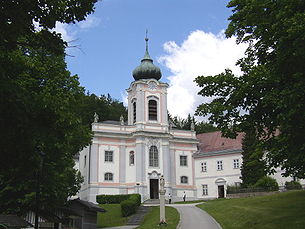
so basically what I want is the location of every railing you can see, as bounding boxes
[227,187,268,194]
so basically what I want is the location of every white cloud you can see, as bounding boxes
[53,22,75,42]
[52,15,100,42]
[159,30,247,120]
[121,91,128,107]
[78,15,101,29]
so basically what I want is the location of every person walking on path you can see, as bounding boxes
[183,192,186,202]
[168,193,172,204]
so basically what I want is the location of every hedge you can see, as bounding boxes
[96,194,141,217]
[285,181,302,190]
[96,194,135,204]
[227,185,266,194]
[254,176,279,191]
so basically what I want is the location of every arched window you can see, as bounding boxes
[104,173,113,181]
[129,151,135,166]
[148,99,157,121]
[149,146,158,167]
[181,176,188,184]
[133,101,136,124]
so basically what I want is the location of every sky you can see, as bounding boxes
[59,0,247,119]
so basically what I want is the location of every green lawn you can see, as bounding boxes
[97,204,128,228]
[197,190,305,229]
[136,206,180,229]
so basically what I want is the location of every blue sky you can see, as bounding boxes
[59,0,247,118]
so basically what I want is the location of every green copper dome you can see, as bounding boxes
[132,37,162,81]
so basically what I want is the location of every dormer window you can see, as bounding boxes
[148,99,157,121]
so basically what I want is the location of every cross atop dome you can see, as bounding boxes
[132,32,162,81]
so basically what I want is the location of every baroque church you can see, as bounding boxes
[77,38,304,203]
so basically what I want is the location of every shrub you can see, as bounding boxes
[121,199,138,217]
[96,194,134,204]
[227,185,266,194]
[120,194,141,217]
[254,176,279,191]
[227,185,242,193]
[285,181,302,190]
[96,194,141,217]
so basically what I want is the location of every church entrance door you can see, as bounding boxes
[150,179,159,199]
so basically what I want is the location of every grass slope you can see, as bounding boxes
[97,204,128,228]
[136,206,180,229]
[197,190,305,229]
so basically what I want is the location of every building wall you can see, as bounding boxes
[98,144,120,183]
[270,169,305,189]
[194,153,242,199]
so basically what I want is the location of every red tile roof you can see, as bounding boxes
[197,131,244,153]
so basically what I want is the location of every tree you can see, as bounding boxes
[241,128,266,187]
[0,0,98,214]
[80,93,128,127]
[0,0,97,54]
[195,121,219,134]
[170,114,194,130]
[0,40,92,214]
[195,0,305,178]
[169,114,218,134]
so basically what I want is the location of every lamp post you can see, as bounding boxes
[35,150,45,229]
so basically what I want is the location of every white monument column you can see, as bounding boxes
[159,175,166,225]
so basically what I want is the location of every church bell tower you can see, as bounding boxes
[127,36,169,128]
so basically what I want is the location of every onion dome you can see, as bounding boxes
[132,36,162,81]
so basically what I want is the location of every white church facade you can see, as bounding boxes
[77,38,304,203]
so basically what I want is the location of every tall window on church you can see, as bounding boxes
[133,101,136,123]
[104,172,113,181]
[148,100,157,121]
[105,151,113,162]
[129,151,135,166]
[180,155,187,166]
[149,146,158,167]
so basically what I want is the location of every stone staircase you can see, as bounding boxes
[126,205,151,225]
[143,199,160,204]
[143,198,170,205]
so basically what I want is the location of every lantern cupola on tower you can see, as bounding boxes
[132,35,162,81]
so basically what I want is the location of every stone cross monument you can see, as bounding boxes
[159,175,166,225]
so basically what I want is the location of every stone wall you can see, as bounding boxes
[226,191,279,199]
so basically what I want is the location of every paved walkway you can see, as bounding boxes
[171,203,222,229]
[105,203,222,229]
[103,226,137,229]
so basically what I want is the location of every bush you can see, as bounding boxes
[227,185,265,194]
[96,194,135,204]
[96,194,141,217]
[121,199,137,217]
[121,194,141,217]
[227,185,242,193]
[285,181,302,190]
[254,176,279,191]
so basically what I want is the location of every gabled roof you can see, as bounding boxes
[68,199,106,213]
[196,131,244,156]
[0,215,32,228]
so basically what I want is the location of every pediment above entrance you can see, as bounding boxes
[148,170,161,179]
